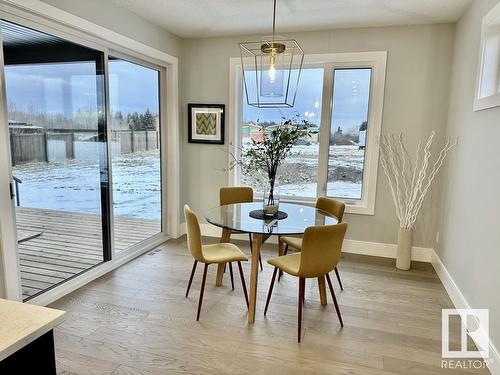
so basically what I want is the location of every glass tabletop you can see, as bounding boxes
[205,202,338,235]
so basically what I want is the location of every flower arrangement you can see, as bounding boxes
[230,117,310,215]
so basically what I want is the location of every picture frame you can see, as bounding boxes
[188,104,225,144]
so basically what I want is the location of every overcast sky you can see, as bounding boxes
[5,62,369,133]
[244,67,371,133]
[5,59,159,117]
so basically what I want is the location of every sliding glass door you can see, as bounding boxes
[0,19,165,300]
[1,20,109,299]
[108,56,162,252]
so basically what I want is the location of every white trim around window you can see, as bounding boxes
[228,51,387,215]
[473,0,500,111]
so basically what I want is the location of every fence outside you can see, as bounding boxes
[111,130,159,154]
[10,129,159,165]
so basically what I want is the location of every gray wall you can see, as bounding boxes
[438,0,500,355]
[0,234,4,298]
[180,23,456,248]
[40,0,181,57]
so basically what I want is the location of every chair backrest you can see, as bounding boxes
[220,186,253,206]
[183,204,205,262]
[316,197,346,222]
[298,222,348,278]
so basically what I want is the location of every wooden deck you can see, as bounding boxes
[16,207,160,299]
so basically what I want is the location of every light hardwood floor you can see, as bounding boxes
[49,237,490,375]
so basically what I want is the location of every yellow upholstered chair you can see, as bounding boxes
[265,223,348,342]
[279,197,346,289]
[220,186,263,270]
[184,205,249,320]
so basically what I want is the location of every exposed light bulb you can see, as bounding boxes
[268,54,276,83]
[268,63,276,83]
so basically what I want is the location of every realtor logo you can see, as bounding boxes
[442,309,489,359]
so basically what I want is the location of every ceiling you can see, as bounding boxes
[107,0,472,38]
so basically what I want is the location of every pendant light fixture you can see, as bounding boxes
[239,0,304,108]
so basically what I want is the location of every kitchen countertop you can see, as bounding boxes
[0,298,65,361]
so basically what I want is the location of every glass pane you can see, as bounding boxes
[327,68,372,200]
[1,20,106,299]
[108,57,161,252]
[242,68,324,198]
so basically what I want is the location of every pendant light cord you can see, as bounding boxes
[272,0,277,42]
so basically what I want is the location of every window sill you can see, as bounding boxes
[254,194,375,216]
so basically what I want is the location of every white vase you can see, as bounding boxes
[396,227,413,270]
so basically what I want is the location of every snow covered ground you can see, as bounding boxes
[13,141,161,221]
[13,142,364,220]
[277,181,362,199]
[242,143,365,199]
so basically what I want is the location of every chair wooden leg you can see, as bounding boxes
[185,260,198,298]
[326,273,343,327]
[237,261,249,309]
[258,254,263,271]
[264,267,278,315]
[228,262,234,290]
[303,278,305,303]
[284,244,289,255]
[298,277,305,343]
[334,267,343,291]
[196,264,209,321]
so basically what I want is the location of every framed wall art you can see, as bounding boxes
[188,104,225,144]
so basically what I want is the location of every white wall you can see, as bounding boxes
[40,0,181,57]
[438,0,500,357]
[180,23,455,248]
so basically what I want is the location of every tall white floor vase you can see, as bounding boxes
[396,228,412,270]
[379,131,456,271]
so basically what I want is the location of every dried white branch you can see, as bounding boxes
[379,131,456,230]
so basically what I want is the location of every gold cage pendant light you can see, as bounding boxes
[239,0,304,108]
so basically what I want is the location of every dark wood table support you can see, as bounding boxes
[216,228,232,286]
[0,330,56,375]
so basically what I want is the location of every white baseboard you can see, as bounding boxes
[341,238,432,262]
[179,223,433,262]
[432,250,500,375]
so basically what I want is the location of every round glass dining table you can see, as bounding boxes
[205,202,338,324]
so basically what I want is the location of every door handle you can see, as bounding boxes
[9,182,15,199]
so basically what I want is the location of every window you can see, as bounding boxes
[474,1,500,111]
[108,56,162,253]
[231,52,387,215]
[327,68,371,200]
[241,68,324,198]
[2,20,107,299]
